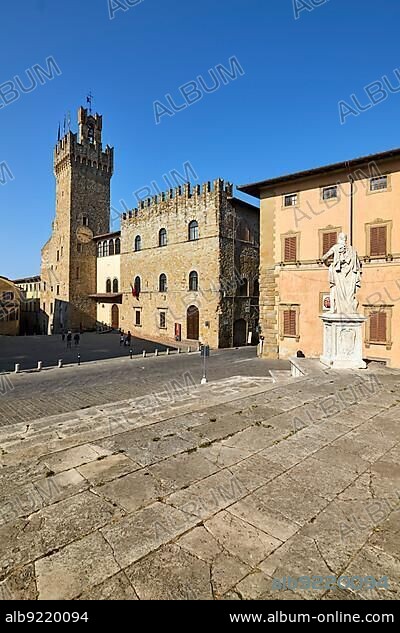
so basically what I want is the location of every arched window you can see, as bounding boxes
[159,228,167,247]
[106,278,112,293]
[135,235,142,252]
[97,242,102,257]
[113,278,119,293]
[189,271,198,291]
[133,276,141,297]
[253,280,260,297]
[188,220,199,241]
[103,241,109,257]
[159,273,167,292]
[109,240,115,256]
[115,237,121,254]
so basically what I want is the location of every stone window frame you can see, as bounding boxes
[159,273,168,293]
[279,304,300,342]
[319,225,342,260]
[134,235,142,252]
[189,271,199,292]
[280,231,300,265]
[363,304,393,350]
[158,309,167,330]
[368,174,391,195]
[282,192,299,209]
[365,219,392,259]
[188,220,199,242]
[134,308,142,327]
[320,184,340,202]
[159,228,168,247]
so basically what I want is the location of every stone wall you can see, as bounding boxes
[120,180,260,348]
[40,108,113,334]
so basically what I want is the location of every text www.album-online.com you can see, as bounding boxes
[229,612,395,624]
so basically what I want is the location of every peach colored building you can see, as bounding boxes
[239,148,400,368]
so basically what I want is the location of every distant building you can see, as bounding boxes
[38,105,259,347]
[0,277,22,336]
[40,107,113,334]
[91,231,121,329]
[239,147,400,368]
[120,180,260,348]
[13,275,45,334]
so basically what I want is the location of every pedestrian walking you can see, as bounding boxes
[127,331,132,346]
[66,331,72,350]
[120,332,124,346]
[74,332,80,347]
[61,330,65,342]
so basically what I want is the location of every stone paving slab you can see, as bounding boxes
[0,370,400,600]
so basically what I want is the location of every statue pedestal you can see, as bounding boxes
[320,314,367,370]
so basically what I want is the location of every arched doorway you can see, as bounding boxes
[233,319,247,347]
[187,305,199,340]
[111,304,119,330]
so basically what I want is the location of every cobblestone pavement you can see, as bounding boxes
[0,363,399,600]
[0,347,284,428]
[0,332,171,373]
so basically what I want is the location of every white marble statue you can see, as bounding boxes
[321,232,362,315]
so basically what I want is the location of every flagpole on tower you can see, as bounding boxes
[87,92,94,114]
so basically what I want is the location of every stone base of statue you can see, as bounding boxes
[320,313,367,370]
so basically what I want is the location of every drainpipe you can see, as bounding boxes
[349,171,354,246]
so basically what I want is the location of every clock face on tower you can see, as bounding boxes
[76,225,94,244]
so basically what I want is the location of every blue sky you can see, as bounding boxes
[1,0,400,278]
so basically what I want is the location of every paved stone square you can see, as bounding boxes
[0,362,399,600]
[0,332,172,373]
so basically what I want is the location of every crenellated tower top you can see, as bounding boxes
[53,107,113,177]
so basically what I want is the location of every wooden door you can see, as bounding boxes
[187,305,199,340]
[111,304,119,330]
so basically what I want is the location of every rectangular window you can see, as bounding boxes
[159,311,166,329]
[50,302,53,315]
[83,216,88,226]
[57,285,60,295]
[322,231,338,255]
[365,305,392,349]
[322,186,338,201]
[369,310,387,343]
[135,310,141,326]
[283,193,298,207]
[43,302,46,313]
[56,250,60,262]
[369,225,387,257]
[283,309,297,337]
[284,236,297,262]
[370,176,388,192]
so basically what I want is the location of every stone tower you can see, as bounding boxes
[41,106,114,333]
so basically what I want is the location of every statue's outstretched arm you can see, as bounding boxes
[321,246,335,263]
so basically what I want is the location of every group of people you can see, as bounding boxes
[61,330,81,350]
[119,330,132,348]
